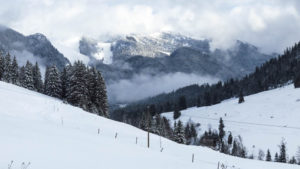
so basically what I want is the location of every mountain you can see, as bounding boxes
[80,32,276,82]
[162,84,300,158]
[0,81,297,169]
[112,41,300,127]
[0,26,69,70]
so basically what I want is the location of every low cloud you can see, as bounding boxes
[0,0,300,58]
[107,72,219,103]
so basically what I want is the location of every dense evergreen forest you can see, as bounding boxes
[112,42,300,124]
[0,51,109,117]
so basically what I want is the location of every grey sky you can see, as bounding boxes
[0,0,300,56]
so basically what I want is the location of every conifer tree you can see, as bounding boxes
[66,61,89,109]
[3,53,12,82]
[32,62,43,92]
[22,61,34,90]
[0,55,5,80]
[279,140,287,163]
[266,149,272,161]
[10,56,18,84]
[196,95,201,107]
[228,132,233,145]
[289,156,297,164]
[184,123,191,144]
[238,90,245,104]
[204,91,211,106]
[178,96,187,110]
[174,120,186,144]
[44,65,61,98]
[231,140,238,156]
[18,66,25,86]
[95,70,109,117]
[218,118,225,146]
[173,107,181,120]
[60,65,71,99]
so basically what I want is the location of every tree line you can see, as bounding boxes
[0,52,108,117]
[112,41,300,126]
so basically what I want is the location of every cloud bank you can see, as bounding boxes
[107,73,219,103]
[0,0,300,57]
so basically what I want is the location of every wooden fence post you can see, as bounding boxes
[192,153,194,163]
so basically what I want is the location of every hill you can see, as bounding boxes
[162,84,300,158]
[0,81,298,169]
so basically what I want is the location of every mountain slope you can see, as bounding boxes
[162,84,300,157]
[0,26,69,70]
[81,32,275,82]
[0,81,298,169]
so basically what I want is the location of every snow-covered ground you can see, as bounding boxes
[162,85,300,158]
[0,81,299,169]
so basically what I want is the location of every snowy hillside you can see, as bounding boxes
[0,82,298,169]
[162,85,300,158]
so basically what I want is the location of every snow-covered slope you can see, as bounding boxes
[162,85,300,158]
[0,81,299,169]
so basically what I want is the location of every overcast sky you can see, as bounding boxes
[1,0,300,55]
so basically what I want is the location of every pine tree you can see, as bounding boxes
[95,70,109,117]
[174,120,186,144]
[289,156,297,164]
[294,73,300,88]
[22,61,34,90]
[10,56,18,84]
[32,62,43,92]
[44,65,62,98]
[238,90,245,104]
[228,132,233,145]
[0,54,5,80]
[204,91,211,106]
[218,118,225,145]
[178,96,187,110]
[66,61,89,110]
[3,53,12,82]
[196,95,201,107]
[18,66,25,86]
[231,140,238,156]
[278,140,287,163]
[173,106,181,120]
[60,65,71,99]
[184,123,191,144]
[266,149,272,161]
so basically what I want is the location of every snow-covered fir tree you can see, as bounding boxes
[22,61,34,90]
[174,120,186,144]
[32,62,43,92]
[66,61,89,109]
[10,56,18,85]
[44,65,61,98]
[3,53,12,82]
[266,149,272,161]
[0,54,5,80]
[278,140,287,163]
[60,66,70,99]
